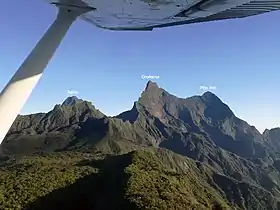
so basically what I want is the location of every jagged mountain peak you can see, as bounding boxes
[202,91,218,99]
[263,127,280,133]
[201,91,223,103]
[145,80,160,91]
[6,82,275,159]
[6,96,105,137]
[135,81,230,121]
[263,127,280,152]
[62,96,84,106]
[138,81,165,109]
[117,82,268,157]
[263,127,280,139]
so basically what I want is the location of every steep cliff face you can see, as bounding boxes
[118,81,266,158]
[263,128,280,152]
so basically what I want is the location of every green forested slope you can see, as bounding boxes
[0,149,278,210]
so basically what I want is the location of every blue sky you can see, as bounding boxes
[1,0,280,132]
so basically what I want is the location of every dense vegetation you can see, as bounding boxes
[0,149,232,210]
[0,148,278,210]
[0,152,100,210]
[124,149,232,210]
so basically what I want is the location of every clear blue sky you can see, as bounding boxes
[1,0,280,132]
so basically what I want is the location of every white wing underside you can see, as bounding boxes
[48,0,280,30]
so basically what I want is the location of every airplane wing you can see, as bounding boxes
[47,0,280,31]
[81,0,280,30]
[150,0,280,29]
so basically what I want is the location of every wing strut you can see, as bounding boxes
[0,3,93,143]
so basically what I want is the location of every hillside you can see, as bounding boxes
[1,81,280,210]
[0,149,279,210]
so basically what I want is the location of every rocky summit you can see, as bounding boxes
[0,81,280,210]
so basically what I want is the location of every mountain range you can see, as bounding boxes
[0,81,280,210]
